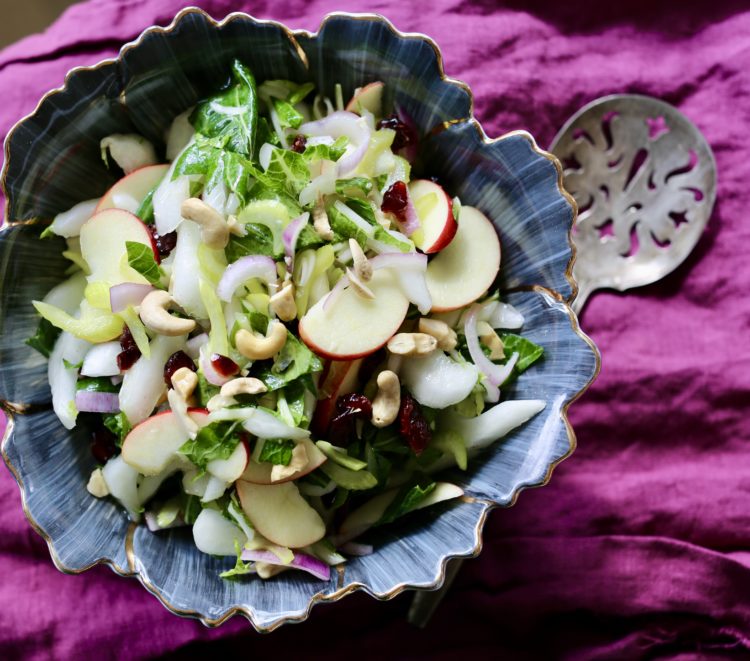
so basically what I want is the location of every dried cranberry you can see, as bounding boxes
[211,354,239,378]
[398,392,431,455]
[381,181,409,224]
[291,134,307,153]
[328,393,372,446]
[147,225,178,258]
[377,114,418,152]
[117,327,141,371]
[163,350,197,386]
[91,428,117,463]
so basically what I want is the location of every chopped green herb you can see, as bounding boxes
[125,241,163,287]
[26,318,61,358]
[179,421,242,472]
[258,438,295,466]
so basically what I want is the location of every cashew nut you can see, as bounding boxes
[387,332,438,356]
[349,238,372,282]
[226,215,247,237]
[220,377,268,398]
[313,198,334,240]
[86,468,109,498]
[418,317,458,351]
[477,320,505,360]
[207,393,236,412]
[139,290,196,336]
[171,366,198,399]
[100,134,157,174]
[372,370,401,428]
[345,267,375,299]
[269,282,297,321]
[180,198,229,248]
[235,321,287,360]
[270,442,308,482]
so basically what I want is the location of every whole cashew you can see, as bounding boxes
[270,443,309,482]
[171,366,198,399]
[269,282,297,321]
[387,332,437,356]
[235,321,287,360]
[349,238,372,282]
[86,468,109,498]
[180,198,229,248]
[313,198,334,240]
[139,290,196,336]
[477,320,505,360]
[418,317,458,351]
[372,370,401,428]
[220,377,268,398]
[345,267,375,299]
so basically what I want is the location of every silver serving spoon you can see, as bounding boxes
[407,94,717,627]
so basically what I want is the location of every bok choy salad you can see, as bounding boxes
[29,60,546,581]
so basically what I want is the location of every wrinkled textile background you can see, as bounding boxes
[1,1,749,659]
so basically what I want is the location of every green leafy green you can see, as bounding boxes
[135,187,156,224]
[272,98,303,130]
[256,332,323,391]
[302,136,348,163]
[287,81,315,105]
[103,411,131,446]
[225,224,283,262]
[191,59,259,156]
[295,225,325,252]
[500,333,544,373]
[316,440,368,471]
[432,430,467,470]
[379,481,436,525]
[452,381,485,418]
[76,377,119,393]
[258,438,295,466]
[179,421,242,473]
[336,177,373,197]
[327,203,369,247]
[26,318,61,358]
[220,540,255,580]
[182,494,203,525]
[262,146,310,197]
[195,371,220,408]
[126,241,163,287]
[372,226,412,252]
[280,379,309,428]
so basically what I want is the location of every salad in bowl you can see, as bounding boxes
[28,59,547,582]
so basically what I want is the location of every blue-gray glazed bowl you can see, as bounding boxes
[0,9,600,630]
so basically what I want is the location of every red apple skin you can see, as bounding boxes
[408,179,457,254]
[310,359,363,437]
[298,326,392,362]
[95,163,169,214]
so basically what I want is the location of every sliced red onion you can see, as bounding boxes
[185,333,209,359]
[340,542,373,556]
[282,212,310,267]
[394,103,419,163]
[109,283,153,313]
[465,305,520,387]
[75,390,120,413]
[240,549,331,581]
[217,255,278,302]
[199,346,233,386]
[299,111,371,176]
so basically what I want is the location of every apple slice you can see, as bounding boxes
[96,163,169,215]
[345,81,384,116]
[299,269,409,360]
[79,208,159,284]
[236,480,326,548]
[408,179,457,254]
[239,438,327,485]
[425,206,501,312]
[121,409,209,476]
[207,440,249,483]
[310,358,363,436]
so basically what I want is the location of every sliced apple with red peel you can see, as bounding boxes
[408,179,457,254]
[310,358,363,436]
[299,269,409,360]
[207,440,249,483]
[236,480,326,548]
[426,206,501,311]
[121,409,208,476]
[96,163,168,215]
[344,81,384,115]
[239,438,327,485]
[80,209,159,284]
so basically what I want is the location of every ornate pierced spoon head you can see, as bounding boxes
[550,94,717,314]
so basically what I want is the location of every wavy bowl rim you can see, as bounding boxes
[0,7,601,631]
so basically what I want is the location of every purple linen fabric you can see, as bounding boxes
[1,1,749,658]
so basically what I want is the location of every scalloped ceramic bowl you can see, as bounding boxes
[0,9,599,630]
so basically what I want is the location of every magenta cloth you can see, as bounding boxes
[1,1,749,658]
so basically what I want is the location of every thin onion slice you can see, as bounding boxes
[217,255,278,302]
[75,390,120,413]
[240,549,331,581]
[299,111,371,176]
[282,212,310,267]
[465,304,519,387]
[109,283,153,313]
